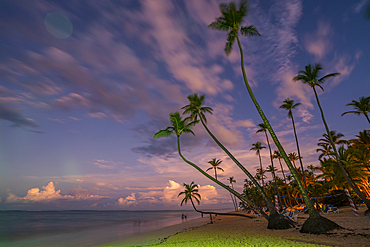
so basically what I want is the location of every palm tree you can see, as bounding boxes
[182,93,294,229]
[178,182,253,221]
[279,98,307,191]
[208,1,336,233]
[251,142,266,187]
[256,123,281,207]
[316,131,348,160]
[228,176,238,211]
[273,150,287,182]
[288,152,300,171]
[206,158,224,180]
[341,96,370,124]
[294,63,370,213]
[154,112,266,218]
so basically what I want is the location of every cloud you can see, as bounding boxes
[304,21,332,60]
[0,103,39,128]
[5,182,106,204]
[87,112,107,119]
[117,193,136,207]
[353,0,368,13]
[94,160,124,169]
[47,117,66,124]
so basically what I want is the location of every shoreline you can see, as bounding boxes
[100,207,370,247]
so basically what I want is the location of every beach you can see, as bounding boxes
[101,207,370,247]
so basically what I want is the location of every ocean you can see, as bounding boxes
[0,210,201,247]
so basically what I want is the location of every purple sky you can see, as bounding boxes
[0,0,369,211]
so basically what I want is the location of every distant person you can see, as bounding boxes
[184,214,187,220]
[181,213,184,222]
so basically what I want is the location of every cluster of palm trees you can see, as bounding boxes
[154,0,369,234]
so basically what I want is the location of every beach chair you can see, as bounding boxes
[285,211,298,222]
[327,207,339,214]
[356,200,364,207]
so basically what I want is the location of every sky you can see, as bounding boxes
[0,0,369,211]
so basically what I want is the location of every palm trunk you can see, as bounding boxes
[365,114,370,124]
[264,130,282,208]
[176,135,269,219]
[313,87,370,211]
[189,198,253,219]
[199,118,276,215]
[236,35,341,233]
[291,114,308,191]
[258,151,265,188]
[231,183,238,211]
[214,168,218,180]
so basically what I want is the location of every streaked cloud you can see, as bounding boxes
[304,21,332,60]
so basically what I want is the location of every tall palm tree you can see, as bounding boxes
[293,63,370,213]
[182,93,294,229]
[154,112,266,218]
[341,96,370,124]
[178,182,253,221]
[250,142,266,187]
[206,158,224,180]
[279,98,307,191]
[228,176,238,211]
[288,152,300,171]
[208,1,336,233]
[256,123,281,207]
[316,131,348,160]
[273,150,293,207]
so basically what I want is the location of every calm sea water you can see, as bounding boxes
[0,210,200,247]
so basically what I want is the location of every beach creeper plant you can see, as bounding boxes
[182,93,295,230]
[280,98,308,191]
[293,63,370,214]
[208,0,341,233]
[154,112,267,219]
[178,182,253,220]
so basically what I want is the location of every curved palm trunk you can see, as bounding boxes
[176,135,269,220]
[313,87,370,211]
[198,118,295,229]
[189,198,253,219]
[231,183,239,211]
[199,118,276,215]
[257,151,265,188]
[236,35,342,233]
[264,130,282,208]
[291,114,308,191]
[366,114,370,124]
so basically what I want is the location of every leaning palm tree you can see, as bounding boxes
[178,182,253,222]
[341,96,370,124]
[209,1,341,232]
[206,158,224,180]
[280,98,307,191]
[228,176,238,211]
[257,123,281,206]
[182,93,294,229]
[154,112,265,218]
[293,63,370,213]
[250,142,266,187]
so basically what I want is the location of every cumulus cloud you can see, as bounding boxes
[117,193,136,207]
[5,182,106,204]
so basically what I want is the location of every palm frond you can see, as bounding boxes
[240,25,261,36]
[153,128,173,139]
[225,32,236,55]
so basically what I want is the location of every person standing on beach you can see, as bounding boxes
[181,213,184,222]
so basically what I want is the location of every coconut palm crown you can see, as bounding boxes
[206,158,224,180]
[178,182,201,206]
[341,96,370,124]
[208,0,261,55]
[182,93,213,124]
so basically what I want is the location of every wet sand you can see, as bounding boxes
[100,206,370,247]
